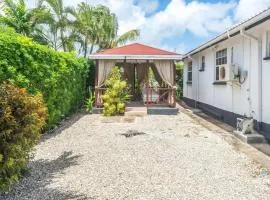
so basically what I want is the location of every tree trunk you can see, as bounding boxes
[60,29,66,52]
[83,36,88,58]
[89,43,94,54]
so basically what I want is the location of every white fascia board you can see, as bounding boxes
[89,54,183,60]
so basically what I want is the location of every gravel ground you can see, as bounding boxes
[1,112,270,200]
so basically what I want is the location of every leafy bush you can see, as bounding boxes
[102,67,130,116]
[0,83,47,191]
[85,89,94,113]
[175,62,184,100]
[0,28,91,127]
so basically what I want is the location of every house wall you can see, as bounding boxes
[183,24,270,139]
[261,30,270,134]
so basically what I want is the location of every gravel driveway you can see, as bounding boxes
[1,112,270,200]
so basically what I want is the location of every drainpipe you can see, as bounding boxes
[240,29,263,129]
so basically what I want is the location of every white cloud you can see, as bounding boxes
[138,0,236,51]
[24,0,270,53]
[235,0,270,21]
[135,0,159,14]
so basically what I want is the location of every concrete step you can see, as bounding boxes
[125,111,147,117]
[233,131,267,144]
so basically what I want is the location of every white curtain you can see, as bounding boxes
[153,60,175,105]
[97,60,116,87]
[153,60,174,87]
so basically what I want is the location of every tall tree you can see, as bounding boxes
[39,0,72,51]
[0,0,48,44]
[71,2,140,56]
[100,29,140,49]
[70,3,118,57]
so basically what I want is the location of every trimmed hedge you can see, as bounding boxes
[0,28,91,127]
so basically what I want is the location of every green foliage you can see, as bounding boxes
[102,67,130,116]
[85,89,94,113]
[175,61,184,70]
[0,83,47,191]
[175,62,184,100]
[0,0,140,54]
[0,0,49,45]
[0,29,90,127]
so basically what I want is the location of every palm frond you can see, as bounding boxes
[115,29,140,47]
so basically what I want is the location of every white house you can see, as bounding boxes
[183,8,270,140]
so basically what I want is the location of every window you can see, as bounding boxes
[200,56,205,71]
[187,62,192,82]
[216,49,227,65]
[216,49,227,81]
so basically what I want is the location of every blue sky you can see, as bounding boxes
[27,0,270,53]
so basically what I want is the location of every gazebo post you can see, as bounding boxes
[94,60,99,107]
[146,60,149,107]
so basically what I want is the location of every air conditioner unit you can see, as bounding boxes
[217,64,228,81]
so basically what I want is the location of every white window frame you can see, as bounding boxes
[187,61,192,82]
[215,48,227,81]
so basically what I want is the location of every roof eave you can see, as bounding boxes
[183,7,270,59]
[89,54,183,60]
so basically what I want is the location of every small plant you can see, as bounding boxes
[0,83,47,191]
[85,89,94,113]
[102,67,130,116]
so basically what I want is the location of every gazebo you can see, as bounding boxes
[89,43,182,114]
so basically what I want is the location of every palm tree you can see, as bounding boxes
[39,0,73,51]
[96,5,140,50]
[0,0,48,44]
[100,29,140,49]
[68,3,117,57]
[72,3,140,56]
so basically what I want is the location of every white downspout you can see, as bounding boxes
[240,29,263,128]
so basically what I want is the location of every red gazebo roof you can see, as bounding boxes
[96,43,180,55]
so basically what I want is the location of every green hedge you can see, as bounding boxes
[0,28,91,127]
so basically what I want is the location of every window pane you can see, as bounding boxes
[188,62,192,71]
[216,49,227,65]
[216,67,219,80]
[201,56,205,70]
[188,72,192,81]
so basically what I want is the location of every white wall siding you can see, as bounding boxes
[262,30,270,124]
[184,35,253,117]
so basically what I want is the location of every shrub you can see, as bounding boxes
[0,28,91,127]
[0,83,47,191]
[85,89,94,113]
[102,67,130,116]
[175,62,184,100]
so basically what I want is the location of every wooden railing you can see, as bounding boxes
[95,87,176,108]
[144,87,176,107]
